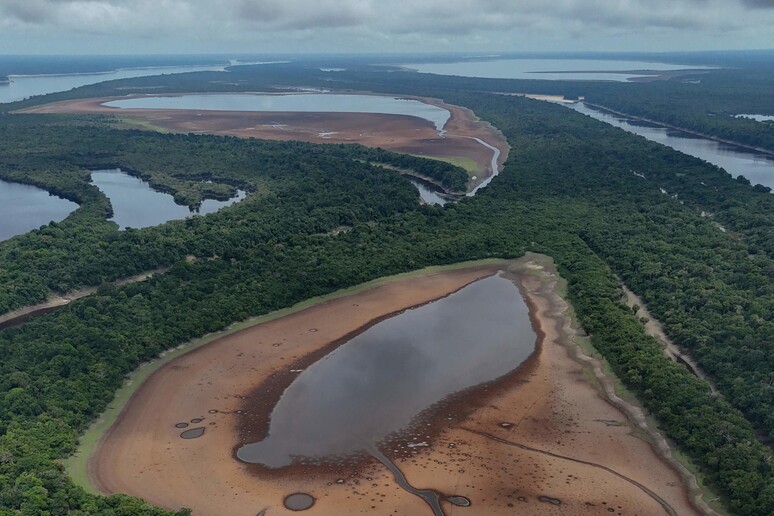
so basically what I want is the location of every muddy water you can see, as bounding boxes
[237,274,535,468]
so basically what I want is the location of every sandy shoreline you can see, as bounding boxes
[86,256,702,515]
[18,94,510,192]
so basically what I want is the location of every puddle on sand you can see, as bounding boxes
[446,496,472,507]
[236,274,535,468]
[174,422,189,429]
[180,427,205,439]
[538,495,562,505]
[283,493,315,511]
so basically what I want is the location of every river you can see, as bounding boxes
[400,58,712,82]
[571,102,774,190]
[0,64,227,104]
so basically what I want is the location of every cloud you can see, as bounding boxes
[741,0,774,7]
[236,0,374,29]
[1,0,773,53]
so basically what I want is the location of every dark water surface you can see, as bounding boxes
[0,179,78,242]
[572,103,774,190]
[91,169,245,229]
[237,274,535,468]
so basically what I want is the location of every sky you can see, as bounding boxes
[0,0,773,55]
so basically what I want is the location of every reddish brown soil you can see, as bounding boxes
[89,261,699,515]
[20,94,509,190]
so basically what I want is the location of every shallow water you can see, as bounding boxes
[401,59,711,82]
[91,169,245,229]
[104,93,451,132]
[0,179,78,242]
[572,103,774,190]
[237,274,535,468]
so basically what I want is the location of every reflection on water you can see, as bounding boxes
[91,169,245,229]
[401,59,711,82]
[571,103,774,190]
[237,274,535,468]
[0,179,78,242]
[104,93,451,132]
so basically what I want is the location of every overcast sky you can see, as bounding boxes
[1,0,773,55]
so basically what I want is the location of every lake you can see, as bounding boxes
[0,179,78,242]
[400,58,711,82]
[571,103,774,190]
[237,273,535,468]
[0,64,226,104]
[103,93,451,132]
[91,169,246,229]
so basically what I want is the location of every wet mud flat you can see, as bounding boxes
[89,259,700,515]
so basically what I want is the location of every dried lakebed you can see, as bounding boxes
[88,259,701,515]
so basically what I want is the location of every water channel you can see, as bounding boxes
[571,102,774,190]
[237,273,535,468]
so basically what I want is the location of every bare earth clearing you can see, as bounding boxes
[89,259,699,515]
[20,95,509,191]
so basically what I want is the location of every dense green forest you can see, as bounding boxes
[0,116,466,313]
[1,67,773,514]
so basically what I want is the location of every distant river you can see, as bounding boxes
[401,58,712,82]
[0,64,226,104]
[571,103,774,190]
[104,93,451,132]
[0,179,78,242]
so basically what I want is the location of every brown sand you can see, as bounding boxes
[19,94,509,191]
[89,259,702,515]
